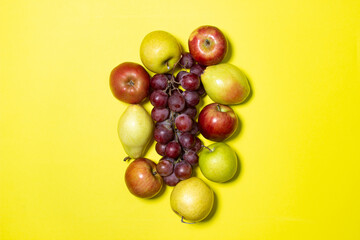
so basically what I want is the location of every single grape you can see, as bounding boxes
[155,142,167,156]
[176,71,189,83]
[154,125,174,144]
[175,114,193,132]
[150,90,168,108]
[178,132,195,149]
[163,172,180,186]
[150,74,168,90]
[183,91,200,107]
[151,107,169,122]
[165,141,182,159]
[156,158,174,177]
[197,82,206,96]
[181,107,197,119]
[168,91,185,112]
[189,122,199,135]
[183,150,199,166]
[179,53,195,69]
[174,161,192,180]
[190,137,202,153]
[190,64,206,76]
[180,73,200,91]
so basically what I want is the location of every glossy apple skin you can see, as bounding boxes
[188,25,227,66]
[125,158,163,198]
[201,63,250,105]
[199,142,237,183]
[198,103,238,141]
[110,62,150,104]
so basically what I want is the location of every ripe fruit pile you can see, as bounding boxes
[110,25,251,223]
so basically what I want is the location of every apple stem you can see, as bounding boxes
[216,104,221,112]
[202,145,213,152]
[181,216,196,224]
[123,156,131,162]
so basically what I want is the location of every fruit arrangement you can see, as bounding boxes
[109,25,251,223]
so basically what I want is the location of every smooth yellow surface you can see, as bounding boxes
[1,0,359,239]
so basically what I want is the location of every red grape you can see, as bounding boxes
[150,74,168,90]
[183,91,200,107]
[154,125,174,144]
[150,90,168,108]
[178,132,195,149]
[163,172,180,186]
[151,107,169,122]
[179,53,195,69]
[175,114,193,132]
[156,158,174,177]
[190,64,206,76]
[165,141,182,159]
[174,161,192,180]
[183,150,199,166]
[155,142,167,156]
[180,73,200,91]
[181,107,197,119]
[168,91,185,112]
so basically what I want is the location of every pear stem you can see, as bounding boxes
[202,145,213,152]
[181,216,196,224]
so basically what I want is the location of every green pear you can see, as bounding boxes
[199,142,237,183]
[140,30,182,73]
[201,63,250,105]
[170,177,214,223]
[117,104,154,159]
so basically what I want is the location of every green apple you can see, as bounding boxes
[199,142,237,183]
[201,63,250,105]
[140,30,182,74]
[170,177,214,223]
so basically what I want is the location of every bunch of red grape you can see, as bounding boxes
[149,53,207,186]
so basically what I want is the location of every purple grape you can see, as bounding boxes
[150,74,168,90]
[151,107,169,122]
[183,150,199,166]
[178,132,195,149]
[150,90,168,108]
[190,137,202,153]
[165,141,182,159]
[179,53,195,69]
[168,91,185,112]
[154,125,174,144]
[176,71,189,83]
[155,142,167,156]
[156,158,174,177]
[174,161,192,180]
[183,91,200,107]
[175,114,193,132]
[197,82,206,96]
[180,73,200,91]
[190,64,206,76]
[163,172,180,186]
[189,122,199,135]
[181,107,197,119]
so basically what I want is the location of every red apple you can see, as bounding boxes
[188,25,227,66]
[110,62,150,104]
[198,103,238,141]
[125,158,163,198]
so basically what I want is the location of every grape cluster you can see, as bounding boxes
[150,53,207,186]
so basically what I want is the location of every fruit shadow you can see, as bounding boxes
[222,37,233,63]
[225,152,242,184]
[226,114,243,141]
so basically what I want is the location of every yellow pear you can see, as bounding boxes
[117,104,154,159]
[170,177,214,223]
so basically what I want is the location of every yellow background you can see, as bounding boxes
[1,0,360,239]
